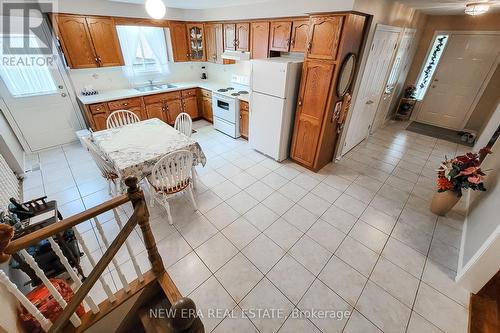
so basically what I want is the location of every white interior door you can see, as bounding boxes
[0,17,81,152]
[373,28,416,131]
[417,33,500,130]
[343,25,401,154]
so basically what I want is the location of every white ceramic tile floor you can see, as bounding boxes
[22,120,471,332]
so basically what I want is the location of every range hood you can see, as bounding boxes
[221,50,250,61]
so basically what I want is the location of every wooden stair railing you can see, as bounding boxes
[1,177,203,333]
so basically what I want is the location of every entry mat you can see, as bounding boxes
[405,121,474,147]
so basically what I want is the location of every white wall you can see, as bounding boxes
[181,0,354,21]
[457,138,500,292]
[67,61,251,94]
[0,100,24,174]
[336,0,426,157]
[50,0,188,20]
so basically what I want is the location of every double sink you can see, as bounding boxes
[134,83,177,92]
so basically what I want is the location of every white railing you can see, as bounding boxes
[0,204,146,332]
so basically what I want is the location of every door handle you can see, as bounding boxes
[366,100,374,105]
[61,93,67,97]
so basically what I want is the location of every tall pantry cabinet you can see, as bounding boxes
[290,13,368,171]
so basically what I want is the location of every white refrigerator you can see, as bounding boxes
[249,57,303,161]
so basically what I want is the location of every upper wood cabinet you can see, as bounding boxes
[223,23,236,51]
[186,23,205,61]
[269,21,292,52]
[306,16,344,61]
[224,23,250,52]
[290,19,310,53]
[236,23,250,52]
[170,22,190,62]
[86,17,124,67]
[250,21,270,59]
[205,23,223,64]
[54,14,124,68]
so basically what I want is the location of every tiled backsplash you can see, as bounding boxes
[67,61,252,96]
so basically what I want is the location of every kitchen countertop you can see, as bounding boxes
[77,80,250,105]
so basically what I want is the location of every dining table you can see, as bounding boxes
[91,118,207,182]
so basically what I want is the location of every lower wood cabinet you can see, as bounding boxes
[239,101,249,139]
[182,96,199,119]
[200,89,213,122]
[165,99,183,124]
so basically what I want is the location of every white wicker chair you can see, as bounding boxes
[82,136,120,195]
[106,110,140,129]
[147,150,197,225]
[174,112,192,137]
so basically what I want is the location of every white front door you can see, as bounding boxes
[417,33,500,130]
[0,18,81,152]
[343,25,401,155]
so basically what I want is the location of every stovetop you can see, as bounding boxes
[215,86,250,98]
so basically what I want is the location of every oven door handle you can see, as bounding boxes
[213,94,234,103]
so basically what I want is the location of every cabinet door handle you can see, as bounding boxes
[290,38,295,47]
[123,103,128,106]
[366,100,374,105]
[307,42,312,52]
[298,100,303,106]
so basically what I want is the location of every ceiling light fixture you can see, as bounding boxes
[465,1,491,15]
[145,0,166,19]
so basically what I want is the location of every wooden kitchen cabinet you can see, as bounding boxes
[182,97,199,119]
[165,99,183,124]
[54,14,123,69]
[306,16,343,61]
[85,17,124,67]
[145,103,168,123]
[53,15,97,68]
[290,13,367,171]
[239,101,249,139]
[170,21,190,62]
[107,97,146,120]
[269,21,292,52]
[224,23,249,52]
[200,89,213,122]
[291,60,334,166]
[250,21,270,59]
[223,23,236,51]
[186,23,205,61]
[290,19,310,52]
[87,103,109,131]
[236,23,250,52]
[205,23,223,64]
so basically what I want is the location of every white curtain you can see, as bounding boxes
[116,25,170,80]
[116,26,141,78]
[0,35,57,97]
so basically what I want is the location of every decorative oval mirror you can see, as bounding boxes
[337,53,356,97]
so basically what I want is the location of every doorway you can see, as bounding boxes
[372,28,416,131]
[0,17,82,152]
[415,32,500,130]
[342,24,401,155]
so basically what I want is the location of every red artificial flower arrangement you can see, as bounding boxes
[436,147,492,197]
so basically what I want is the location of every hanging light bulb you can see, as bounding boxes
[145,0,166,19]
[465,1,491,15]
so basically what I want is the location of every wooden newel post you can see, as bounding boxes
[125,177,165,275]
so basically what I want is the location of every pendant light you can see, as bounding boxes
[145,0,166,19]
[465,1,491,15]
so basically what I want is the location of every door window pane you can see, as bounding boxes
[0,35,58,97]
[415,34,449,100]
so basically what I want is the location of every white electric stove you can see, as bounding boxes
[212,75,250,138]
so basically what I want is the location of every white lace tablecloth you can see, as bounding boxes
[92,118,206,180]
